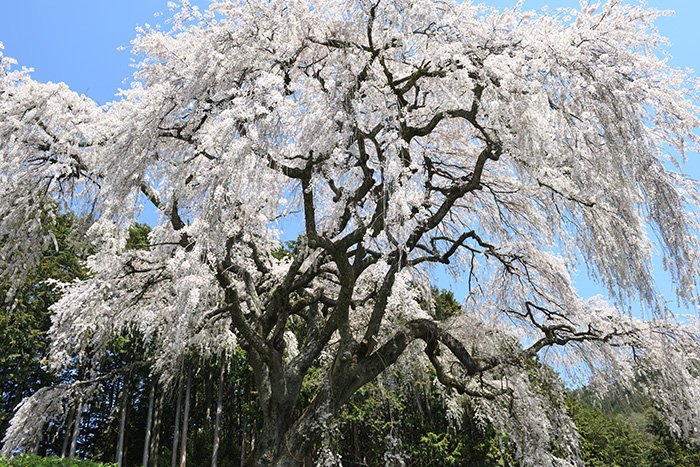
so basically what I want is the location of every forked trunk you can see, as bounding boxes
[253,421,307,467]
[250,383,335,467]
[247,347,392,466]
[245,357,307,466]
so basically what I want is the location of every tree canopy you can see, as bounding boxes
[1,1,700,465]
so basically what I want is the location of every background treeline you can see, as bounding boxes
[1,214,699,466]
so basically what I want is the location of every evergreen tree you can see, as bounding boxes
[0,213,88,443]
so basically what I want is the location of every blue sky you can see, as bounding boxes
[1,1,698,105]
[1,1,698,309]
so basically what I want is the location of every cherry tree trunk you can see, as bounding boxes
[245,358,301,466]
[253,420,307,467]
[252,396,334,467]
[248,370,335,466]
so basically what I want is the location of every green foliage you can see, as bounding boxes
[125,224,151,250]
[415,428,515,467]
[417,288,462,321]
[416,432,464,465]
[0,216,155,458]
[429,288,462,321]
[568,397,650,467]
[567,392,700,467]
[0,213,88,438]
[332,373,516,466]
[271,240,300,260]
[334,379,405,462]
[0,455,115,466]
[3,218,699,467]
[646,411,700,467]
[300,287,516,465]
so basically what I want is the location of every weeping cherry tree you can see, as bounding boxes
[1,0,700,465]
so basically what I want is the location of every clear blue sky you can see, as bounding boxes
[1,1,698,309]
